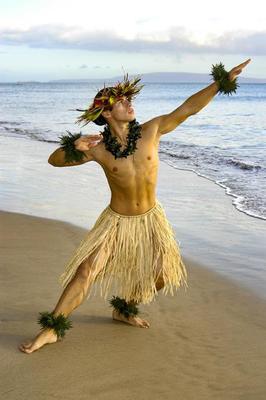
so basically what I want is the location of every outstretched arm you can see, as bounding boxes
[150,58,251,137]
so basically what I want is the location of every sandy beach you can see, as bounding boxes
[1,207,266,399]
[1,132,266,399]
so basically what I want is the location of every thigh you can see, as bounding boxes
[75,245,107,281]
[154,253,165,289]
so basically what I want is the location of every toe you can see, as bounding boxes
[18,345,30,353]
[143,320,150,328]
[24,348,33,354]
[22,343,32,349]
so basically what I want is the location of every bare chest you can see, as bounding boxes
[92,130,159,185]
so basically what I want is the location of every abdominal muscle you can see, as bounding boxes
[106,166,158,216]
[93,128,160,216]
[109,185,157,216]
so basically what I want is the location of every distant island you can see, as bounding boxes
[2,72,264,85]
[48,72,266,84]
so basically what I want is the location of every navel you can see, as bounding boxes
[136,203,139,207]
[147,156,151,160]
[112,166,118,172]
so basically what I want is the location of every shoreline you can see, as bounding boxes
[0,135,266,301]
[164,161,266,221]
[1,209,266,398]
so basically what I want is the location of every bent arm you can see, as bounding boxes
[48,147,94,167]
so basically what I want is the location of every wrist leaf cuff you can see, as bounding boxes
[210,62,239,95]
[58,130,87,163]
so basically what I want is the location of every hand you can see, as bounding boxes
[228,58,251,82]
[74,134,103,151]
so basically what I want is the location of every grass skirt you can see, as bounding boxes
[58,199,188,304]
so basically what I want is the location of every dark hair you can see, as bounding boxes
[93,86,113,126]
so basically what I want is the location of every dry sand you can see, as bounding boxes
[1,209,266,399]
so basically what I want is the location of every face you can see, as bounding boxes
[103,95,135,123]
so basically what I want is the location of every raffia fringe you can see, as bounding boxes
[58,200,188,304]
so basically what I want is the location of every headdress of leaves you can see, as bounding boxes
[75,72,144,127]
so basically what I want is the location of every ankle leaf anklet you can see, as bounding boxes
[37,311,73,338]
[109,296,139,319]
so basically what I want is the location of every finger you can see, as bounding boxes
[88,135,102,140]
[241,58,251,66]
[234,59,250,70]
[84,137,100,143]
[89,140,101,146]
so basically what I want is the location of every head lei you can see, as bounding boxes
[75,72,144,127]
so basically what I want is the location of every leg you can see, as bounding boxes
[112,255,165,329]
[154,253,165,291]
[112,300,150,328]
[19,248,103,354]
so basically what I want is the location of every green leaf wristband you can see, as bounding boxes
[58,130,87,163]
[210,62,239,95]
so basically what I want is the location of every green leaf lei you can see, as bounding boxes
[210,62,239,95]
[100,119,142,159]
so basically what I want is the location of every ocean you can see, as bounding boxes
[1,81,265,220]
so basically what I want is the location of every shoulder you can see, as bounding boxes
[140,116,161,141]
[140,116,161,130]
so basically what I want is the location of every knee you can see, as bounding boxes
[75,259,92,282]
[155,274,165,291]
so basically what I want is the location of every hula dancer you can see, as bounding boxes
[19,59,251,354]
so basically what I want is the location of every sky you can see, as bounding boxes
[0,0,265,82]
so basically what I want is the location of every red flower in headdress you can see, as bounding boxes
[75,72,144,127]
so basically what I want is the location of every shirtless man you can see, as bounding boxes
[19,59,251,354]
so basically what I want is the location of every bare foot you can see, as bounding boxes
[18,328,58,354]
[112,309,150,328]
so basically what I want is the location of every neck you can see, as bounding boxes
[108,120,131,143]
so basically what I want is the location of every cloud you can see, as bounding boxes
[0,24,264,55]
[79,64,88,69]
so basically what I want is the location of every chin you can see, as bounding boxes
[128,113,135,121]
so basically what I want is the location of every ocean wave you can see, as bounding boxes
[162,158,266,221]
[0,120,21,125]
[158,141,265,220]
[225,158,262,171]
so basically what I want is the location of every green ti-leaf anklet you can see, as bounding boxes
[37,311,73,339]
[109,296,139,319]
